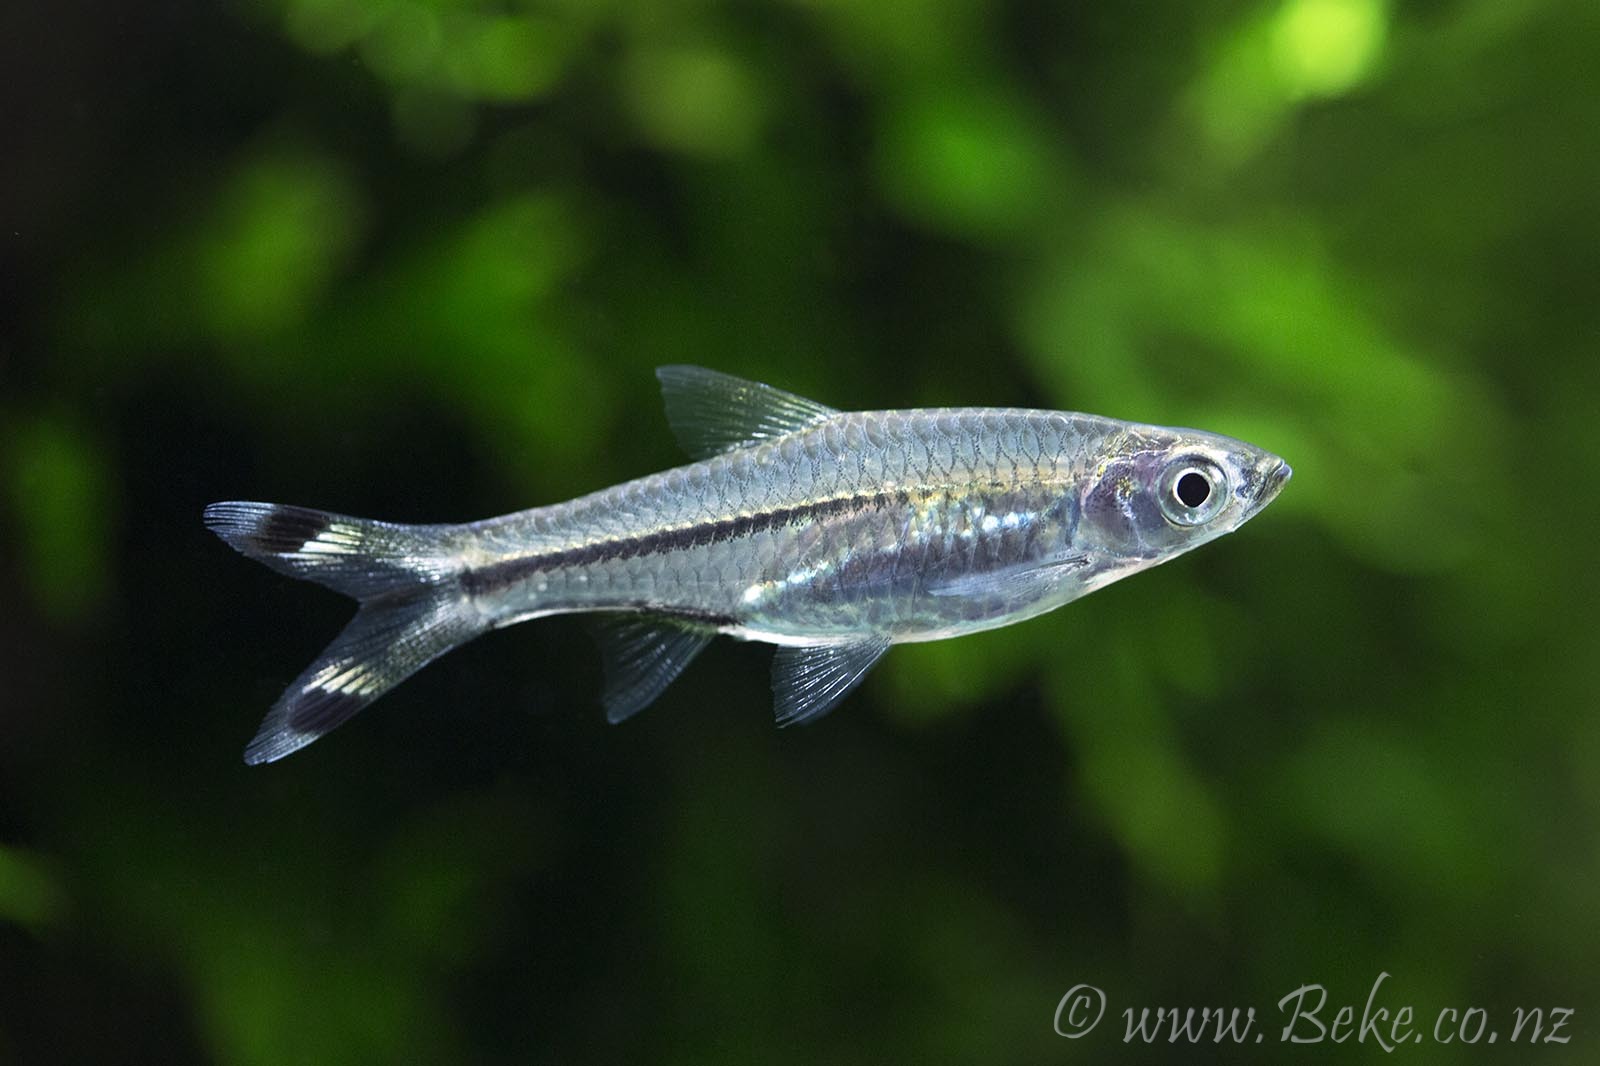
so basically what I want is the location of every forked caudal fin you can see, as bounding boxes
[204,502,485,764]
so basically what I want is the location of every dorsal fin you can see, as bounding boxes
[655,365,839,460]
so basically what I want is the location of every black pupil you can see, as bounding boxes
[1176,471,1211,508]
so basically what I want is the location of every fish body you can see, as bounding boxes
[206,367,1290,763]
[472,409,1203,641]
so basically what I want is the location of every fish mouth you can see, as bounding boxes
[1251,457,1292,509]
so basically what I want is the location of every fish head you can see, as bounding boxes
[1076,426,1291,563]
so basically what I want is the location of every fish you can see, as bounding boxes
[205,366,1291,764]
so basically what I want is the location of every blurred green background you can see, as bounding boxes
[2,0,1596,1061]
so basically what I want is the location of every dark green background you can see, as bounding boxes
[2,0,1595,1061]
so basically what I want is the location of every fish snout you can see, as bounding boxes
[1250,456,1292,509]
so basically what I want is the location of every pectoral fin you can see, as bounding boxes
[771,637,891,727]
[592,616,715,722]
[925,554,1091,600]
[656,365,839,460]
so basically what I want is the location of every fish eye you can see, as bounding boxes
[1158,458,1228,527]
[1175,470,1211,508]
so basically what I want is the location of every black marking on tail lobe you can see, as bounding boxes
[204,501,463,599]
[204,502,329,555]
[254,505,334,554]
[286,688,367,735]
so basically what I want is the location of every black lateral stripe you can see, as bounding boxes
[464,491,906,596]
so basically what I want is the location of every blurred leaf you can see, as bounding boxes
[876,83,1057,237]
[1281,721,1498,903]
[1049,631,1225,901]
[1185,0,1391,165]
[1270,0,1389,98]
[197,149,366,339]
[444,14,571,102]
[0,845,63,931]
[3,413,113,623]
[625,45,768,159]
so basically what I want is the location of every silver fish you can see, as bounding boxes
[205,366,1291,763]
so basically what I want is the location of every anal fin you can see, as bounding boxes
[592,616,715,722]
